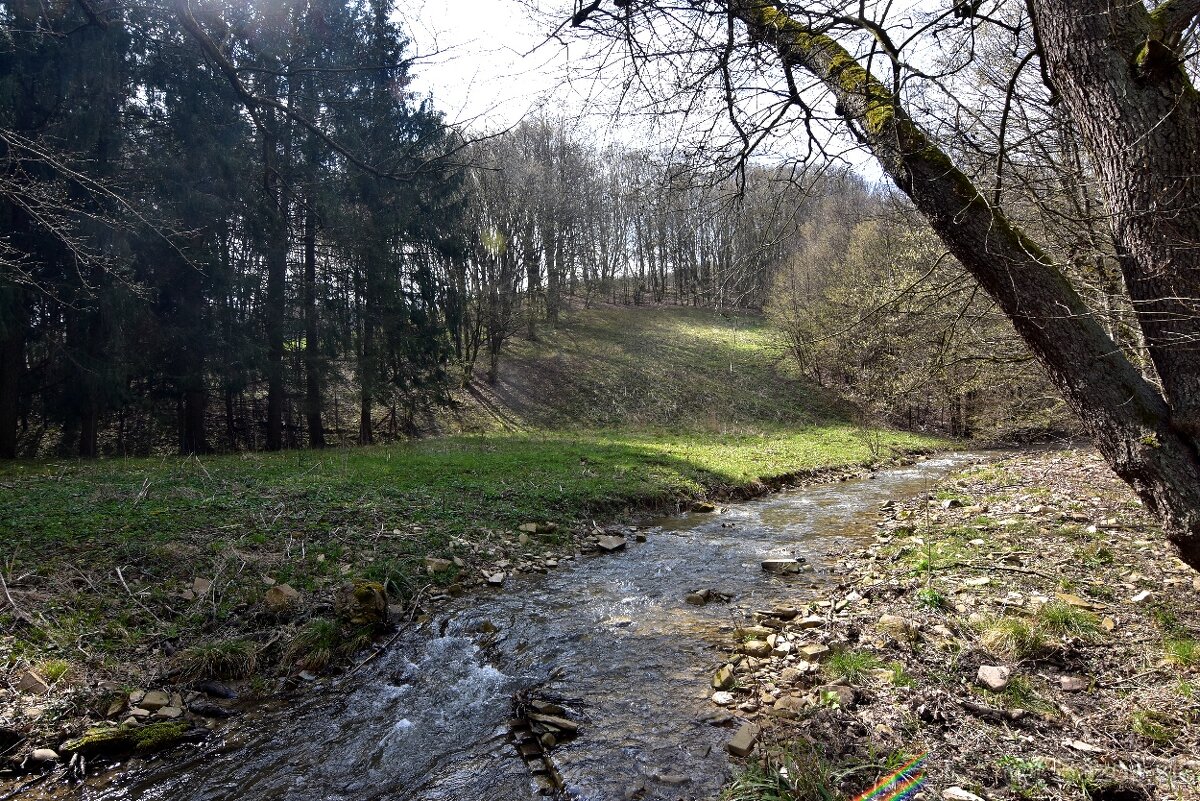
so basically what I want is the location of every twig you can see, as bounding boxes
[116,566,165,625]
[0,568,21,616]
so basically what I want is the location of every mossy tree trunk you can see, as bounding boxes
[728,0,1200,570]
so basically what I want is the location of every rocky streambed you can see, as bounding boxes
[7,454,981,801]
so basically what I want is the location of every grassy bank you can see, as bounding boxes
[0,425,939,762]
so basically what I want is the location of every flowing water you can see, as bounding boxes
[66,454,981,801]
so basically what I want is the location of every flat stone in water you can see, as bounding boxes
[726,723,760,757]
[761,558,802,574]
[596,536,627,552]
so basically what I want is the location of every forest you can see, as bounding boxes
[0,0,1070,459]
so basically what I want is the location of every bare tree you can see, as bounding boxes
[556,0,1200,570]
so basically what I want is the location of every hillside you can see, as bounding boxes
[447,305,848,433]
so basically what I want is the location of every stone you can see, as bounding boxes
[942,789,985,801]
[711,691,735,706]
[698,708,735,725]
[264,583,300,614]
[528,712,578,734]
[977,665,1011,692]
[800,643,830,660]
[817,684,857,707]
[691,500,718,513]
[424,557,453,574]
[795,615,824,629]
[771,695,806,716]
[128,707,152,719]
[29,748,59,763]
[154,706,184,720]
[518,533,530,546]
[334,580,389,627]
[740,640,772,658]
[1130,590,1152,603]
[761,558,803,574]
[685,590,710,606]
[487,572,506,586]
[712,665,735,690]
[192,577,213,596]
[140,690,170,712]
[771,641,793,657]
[770,606,799,620]
[519,522,558,535]
[596,536,627,553]
[16,670,50,695]
[1054,592,1098,610]
[1060,676,1088,692]
[128,690,145,705]
[878,614,918,637]
[779,667,802,684]
[725,722,760,757]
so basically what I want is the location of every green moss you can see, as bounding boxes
[131,721,191,751]
[61,722,189,756]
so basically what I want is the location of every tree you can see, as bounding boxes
[564,0,1200,570]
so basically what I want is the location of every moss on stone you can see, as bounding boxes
[61,721,190,757]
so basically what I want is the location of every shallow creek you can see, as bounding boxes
[74,454,981,801]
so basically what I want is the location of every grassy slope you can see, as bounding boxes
[0,305,941,727]
[447,304,846,432]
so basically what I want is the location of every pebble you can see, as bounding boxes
[140,690,170,711]
[943,789,985,801]
[1060,676,1088,692]
[16,671,50,695]
[977,665,1012,691]
[30,748,59,763]
[711,691,735,706]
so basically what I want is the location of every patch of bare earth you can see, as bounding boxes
[712,450,1200,801]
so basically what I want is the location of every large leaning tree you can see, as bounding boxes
[560,0,1200,571]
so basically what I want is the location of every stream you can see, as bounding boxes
[69,453,981,801]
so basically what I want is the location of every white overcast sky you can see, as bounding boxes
[399,1,574,129]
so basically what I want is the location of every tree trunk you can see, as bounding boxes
[303,201,325,448]
[181,386,208,455]
[1030,0,1200,441]
[0,304,24,459]
[732,1,1200,569]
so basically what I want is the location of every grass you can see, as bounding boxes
[1131,709,1177,745]
[978,616,1046,660]
[825,649,881,684]
[174,639,257,682]
[0,305,946,713]
[1164,638,1200,668]
[1036,602,1102,641]
[1,427,940,685]
[457,305,850,432]
[976,603,1106,660]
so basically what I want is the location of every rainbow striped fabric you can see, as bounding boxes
[851,754,927,801]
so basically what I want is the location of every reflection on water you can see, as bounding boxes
[68,454,979,801]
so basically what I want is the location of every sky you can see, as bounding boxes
[399,0,574,129]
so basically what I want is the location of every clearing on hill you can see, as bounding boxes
[449,305,848,433]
